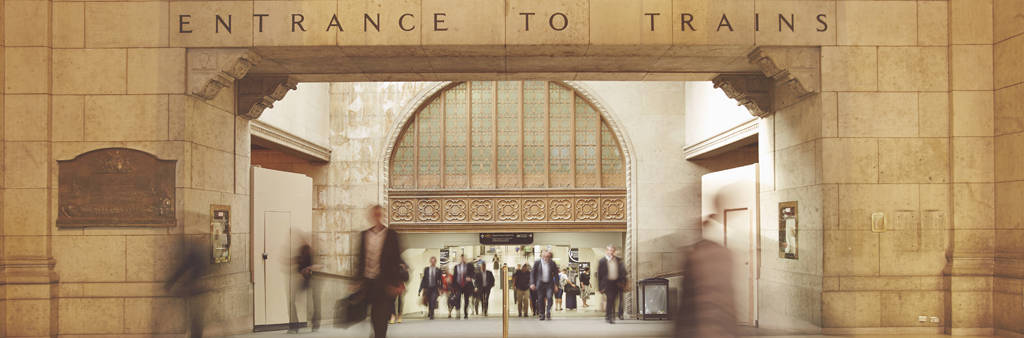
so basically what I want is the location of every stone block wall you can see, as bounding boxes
[993,0,1024,335]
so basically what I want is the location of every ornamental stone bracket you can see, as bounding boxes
[747,46,820,109]
[712,74,773,118]
[236,76,299,120]
[187,49,263,101]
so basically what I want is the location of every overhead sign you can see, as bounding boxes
[479,233,534,245]
[440,248,450,266]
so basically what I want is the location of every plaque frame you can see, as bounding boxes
[56,148,177,228]
[778,201,798,260]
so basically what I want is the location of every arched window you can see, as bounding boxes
[388,81,626,232]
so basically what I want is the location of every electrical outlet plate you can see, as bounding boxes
[918,315,928,322]
[930,316,940,323]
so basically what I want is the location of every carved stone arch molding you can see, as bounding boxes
[712,46,820,117]
[186,48,298,120]
[377,80,640,316]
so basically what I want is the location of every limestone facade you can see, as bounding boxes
[0,0,1021,337]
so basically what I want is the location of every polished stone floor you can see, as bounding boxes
[232,317,994,338]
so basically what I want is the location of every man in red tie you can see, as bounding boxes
[454,255,475,319]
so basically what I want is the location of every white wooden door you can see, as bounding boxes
[700,164,758,326]
[252,167,313,326]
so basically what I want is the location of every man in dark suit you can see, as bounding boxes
[355,205,407,337]
[453,255,475,319]
[530,250,559,321]
[418,256,443,320]
[598,244,627,324]
[474,264,496,316]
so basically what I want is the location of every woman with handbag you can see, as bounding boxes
[564,272,579,310]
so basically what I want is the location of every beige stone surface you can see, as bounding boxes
[187,98,235,152]
[4,1,50,47]
[3,188,47,236]
[4,236,49,258]
[838,92,918,138]
[994,34,1024,89]
[774,95,821,150]
[83,95,168,141]
[995,83,1024,135]
[878,138,949,184]
[5,141,48,189]
[994,0,1024,42]
[52,95,85,141]
[4,94,48,141]
[880,291,945,327]
[838,184,919,230]
[952,45,995,91]
[53,48,127,95]
[951,0,994,44]
[996,180,1024,230]
[59,297,125,334]
[918,92,950,138]
[124,297,186,334]
[820,46,876,91]
[5,47,50,94]
[774,140,820,189]
[127,48,186,94]
[822,138,877,184]
[836,1,916,46]
[191,144,235,193]
[5,299,51,337]
[85,1,169,48]
[53,2,84,48]
[954,183,995,230]
[823,291,881,327]
[952,90,995,137]
[821,92,837,138]
[995,132,1024,182]
[917,1,948,47]
[126,236,184,282]
[953,137,995,183]
[169,1,254,47]
[877,46,948,92]
[824,230,879,275]
[53,236,127,282]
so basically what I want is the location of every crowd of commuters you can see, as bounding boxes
[268,204,733,338]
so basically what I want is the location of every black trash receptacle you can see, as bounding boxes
[639,278,669,320]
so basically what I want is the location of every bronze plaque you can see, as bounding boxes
[57,148,177,227]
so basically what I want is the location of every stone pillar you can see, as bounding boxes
[1,0,60,336]
[948,0,996,335]
[992,0,1024,335]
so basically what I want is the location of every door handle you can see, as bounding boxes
[262,252,269,260]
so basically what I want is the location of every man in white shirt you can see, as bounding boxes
[355,205,406,337]
[598,244,627,324]
[530,251,560,320]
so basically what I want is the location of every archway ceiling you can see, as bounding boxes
[246,45,760,82]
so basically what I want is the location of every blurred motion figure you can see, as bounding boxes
[355,205,407,337]
[289,242,323,333]
[675,218,737,338]
[164,240,209,338]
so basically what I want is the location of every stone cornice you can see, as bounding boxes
[682,118,759,159]
[250,119,331,162]
[711,74,773,118]
[188,49,262,100]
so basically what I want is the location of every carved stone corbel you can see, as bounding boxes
[712,74,773,118]
[236,76,299,120]
[187,49,263,100]
[747,47,819,99]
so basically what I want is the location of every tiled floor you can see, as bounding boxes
[231,317,994,338]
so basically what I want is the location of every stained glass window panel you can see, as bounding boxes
[523,81,547,188]
[601,122,625,187]
[496,81,521,188]
[417,100,442,188]
[548,84,572,187]
[444,84,469,188]
[470,81,495,188]
[574,97,599,187]
[390,129,416,189]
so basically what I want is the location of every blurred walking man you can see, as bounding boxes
[598,244,627,324]
[419,256,443,320]
[356,205,406,338]
[530,251,559,321]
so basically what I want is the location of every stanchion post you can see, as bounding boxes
[502,263,509,338]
